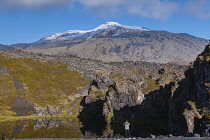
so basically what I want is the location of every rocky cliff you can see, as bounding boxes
[79,45,210,137]
[0,44,209,137]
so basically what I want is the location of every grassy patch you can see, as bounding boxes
[142,77,158,94]
[0,74,17,116]
[0,53,88,113]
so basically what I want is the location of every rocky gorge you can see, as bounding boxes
[0,44,209,138]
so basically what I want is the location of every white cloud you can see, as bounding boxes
[77,0,123,16]
[0,0,74,10]
[1,0,209,20]
[184,0,210,19]
[124,0,178,20]
[78,0,178,19]
[78,0,123,7]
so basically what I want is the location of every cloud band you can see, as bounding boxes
[0,0,210,20]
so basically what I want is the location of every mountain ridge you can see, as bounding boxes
[39,22,150,42]
[7,22,209,65]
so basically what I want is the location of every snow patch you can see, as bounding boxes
[40,22,150,42]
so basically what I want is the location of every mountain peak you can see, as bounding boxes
[94,22,121,30]
[40,22,149,42]
[94,22,149,31]
[105,22,121,26]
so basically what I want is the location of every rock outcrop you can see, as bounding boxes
[0,44,209,137]
[79,45,210,137]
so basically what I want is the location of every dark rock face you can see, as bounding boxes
[79,45,210,137]
[78,60,187,137]
[166,45,210,136]
[194,45,210,108]
[191,45,210,135]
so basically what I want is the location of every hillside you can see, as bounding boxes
[0,50,88,116]
[0,44,18,50]
[0,49,187,117]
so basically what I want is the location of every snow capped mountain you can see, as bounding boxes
[94,22,149,31]
[13,21,208,65]
[40,22,150,42]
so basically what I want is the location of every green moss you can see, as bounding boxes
[187,101,203,119]
[109,72,125,82]
[204,109,210,119]
[108,87,114,92]
[105,112,114,124]
[142,79,158,94]
[171,85,176,91]
[12,119,82,138]
[89,85,106,99]
[0,120,17,137]
[96,70,105,79]
[0,53,88,110]
[0,74,17,116]
[144,76,151,81]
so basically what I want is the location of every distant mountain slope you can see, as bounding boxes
[12,22,208,65]
[40,22,149,42]
[0,44,18,50]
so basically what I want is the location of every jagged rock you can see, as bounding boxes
[34,105,62,115]
[183,110,196,134]
[106,81,144,111]
[169,45,210,136]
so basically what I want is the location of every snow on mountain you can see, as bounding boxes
[40,22,150,42]
[18,21,208,65]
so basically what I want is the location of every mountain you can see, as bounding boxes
[0,44,18,50]
[12,22,208,65]
[40,22,149,42]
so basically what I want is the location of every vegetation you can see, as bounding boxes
[142,77,159,94]
[0,53,88,115]
[0,118,82,139]
[0,74,17,116]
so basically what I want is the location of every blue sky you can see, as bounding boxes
[0,0,210,45]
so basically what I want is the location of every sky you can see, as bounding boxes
[0,0,210,45]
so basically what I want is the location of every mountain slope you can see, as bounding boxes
[12,22,208,65]
[0,44,18,50]
[39,22,149,42]
[0,51,88,116]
